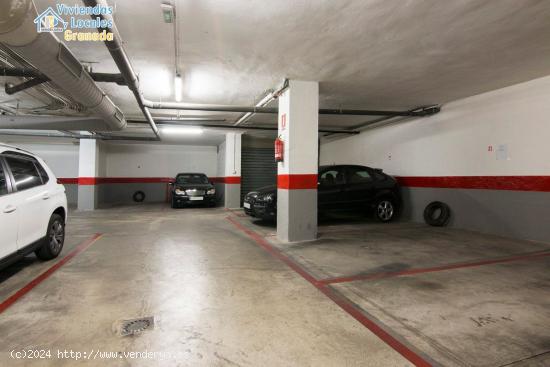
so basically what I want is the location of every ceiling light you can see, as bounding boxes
[174,73,183,102]
[162,126,203,135]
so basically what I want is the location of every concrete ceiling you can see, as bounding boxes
[5,0,550,131]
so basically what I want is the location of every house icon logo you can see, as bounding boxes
[34,7,67,33]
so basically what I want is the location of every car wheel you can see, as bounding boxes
[36,214,65,260]
[375,198,395,222]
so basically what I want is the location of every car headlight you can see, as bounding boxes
[207,188,215,195]
[264,193,274,203]
[175,188,186,195]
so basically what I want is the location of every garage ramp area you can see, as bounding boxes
[0,204,549,367]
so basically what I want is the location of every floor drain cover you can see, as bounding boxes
[119,316,154,336]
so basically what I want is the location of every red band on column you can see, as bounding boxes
[277,174,318,189]
[223,176,241,184]
[77,177,98,185]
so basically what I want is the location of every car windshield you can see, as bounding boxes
[176,174,209,185]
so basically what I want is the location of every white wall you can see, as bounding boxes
[0,137,79,178]
[0,137,219,179]
[104,142,218,177]
[321,75,550,176]
[0,137,80,205]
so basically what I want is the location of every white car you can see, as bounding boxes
[0,143,67,268]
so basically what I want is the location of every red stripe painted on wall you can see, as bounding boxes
[60,175,550,192]
[57,176,240,185]
[211,176,241,184]
[57,178,78,184]
[277,174,318,190]
[396,176,550,192]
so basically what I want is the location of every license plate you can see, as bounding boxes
[244,202,251,209]
[190,196,203,201]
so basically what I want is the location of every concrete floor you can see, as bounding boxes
[1,204,549,366]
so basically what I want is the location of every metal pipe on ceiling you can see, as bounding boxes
[233,91,275,126]
[0,0,127,131]
[0,115,120,130]
[5,75,48,95]
[0,129,158,141]
[232,79,289,126]
[143,100,441,117]
[1,67,127,85]
[81,0,160,140]
[128,119,359,135]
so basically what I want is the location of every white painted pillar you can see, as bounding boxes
[223,132,242,209]
[277,80,319,242]
[77,139,100,211]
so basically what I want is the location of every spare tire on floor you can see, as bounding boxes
[423,201,451,226]
[132,191,146,203]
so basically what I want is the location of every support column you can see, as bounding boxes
[77,139,100,211]
[277,80,319,242]
[223,132,241,209]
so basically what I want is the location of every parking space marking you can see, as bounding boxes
[226,216,432,367]
[0,233,103,314]
[319,250,550,285]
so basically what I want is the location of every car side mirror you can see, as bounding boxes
[168,182,174,186]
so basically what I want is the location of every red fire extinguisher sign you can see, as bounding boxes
[275,136,284,162]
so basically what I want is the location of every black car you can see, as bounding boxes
[243,185,272,217]
[243,165,400,221]
[170,173,216,208]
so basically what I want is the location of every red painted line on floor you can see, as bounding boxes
[226,216,432,367]
[320,250,550,285]
[226,216,319,284]
[0,233,103,314]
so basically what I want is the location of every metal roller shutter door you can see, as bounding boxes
[241,147,277,204]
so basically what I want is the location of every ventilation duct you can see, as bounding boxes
[0,115,121,130]
[0,0,126,131]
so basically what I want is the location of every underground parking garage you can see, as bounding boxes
[1,0,550,366]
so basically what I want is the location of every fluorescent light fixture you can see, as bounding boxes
[174,73,183,102]
[162,126,203,135]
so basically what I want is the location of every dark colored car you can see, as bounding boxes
[243,165,400,221]
[170,173,216,208]
[243,185,274,217]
